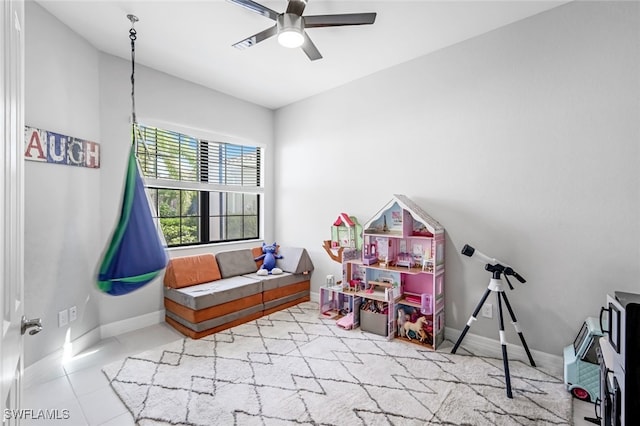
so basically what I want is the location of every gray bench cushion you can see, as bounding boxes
[164,275,262,310]
[216,249,258,278]
[243,271,308,291]
[166,304,263,332]
[276,247,314,274]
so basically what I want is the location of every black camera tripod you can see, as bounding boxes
[451,263,536,398]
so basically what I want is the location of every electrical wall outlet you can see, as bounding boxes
[481,303,493,319]
[69,306,77,322]
[58,309,69,327]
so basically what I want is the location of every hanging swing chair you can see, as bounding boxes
[97,15,168,296]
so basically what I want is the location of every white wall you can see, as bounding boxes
[274,1,640,356]
[24,3,274,365]
[24,1,102,366]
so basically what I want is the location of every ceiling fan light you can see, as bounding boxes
[278,29,304,48]
[277,13,304,48]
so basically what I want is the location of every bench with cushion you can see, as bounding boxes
[163,246,313,338]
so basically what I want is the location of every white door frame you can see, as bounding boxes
[1,0,26,423]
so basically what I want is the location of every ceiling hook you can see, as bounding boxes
[127,14,139,28]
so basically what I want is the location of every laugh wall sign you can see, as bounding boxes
[24,126,100,168]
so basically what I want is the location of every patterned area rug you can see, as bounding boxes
[103,302,572,425]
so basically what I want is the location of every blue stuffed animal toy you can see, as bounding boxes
[255,242,283,275]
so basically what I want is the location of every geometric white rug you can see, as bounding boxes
[103,302,572,425]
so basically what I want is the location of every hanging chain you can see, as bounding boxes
[126,15,149,157]
[127,14,138,125]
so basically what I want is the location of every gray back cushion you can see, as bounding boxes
[276,247,314,274]
[216,249,258,278]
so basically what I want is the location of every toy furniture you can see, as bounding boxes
[395,252,414,268]
[335,312,355,329]
[164,246,313,338]
[362,243,378,265]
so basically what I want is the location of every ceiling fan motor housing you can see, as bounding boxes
[277,13,304,48]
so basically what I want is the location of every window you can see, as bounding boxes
[136,124,262,247]
[573,322,588,355]
[582,337,600,365]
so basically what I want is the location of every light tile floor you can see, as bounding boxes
[24,323,595,425]
[23,323,183,426]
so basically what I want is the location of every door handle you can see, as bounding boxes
[21,316,42,336]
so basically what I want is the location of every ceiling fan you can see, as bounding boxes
[228,0,377,61]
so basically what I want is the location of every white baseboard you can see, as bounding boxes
[444,326,563,376]
[309,291,562,375]
[24,327,102,384]
[25,310,166,376]
[70,327,102,357]
[99,309,165,339]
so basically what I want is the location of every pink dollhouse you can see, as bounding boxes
[356,194,446,349]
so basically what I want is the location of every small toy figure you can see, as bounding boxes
[255,242,283,276]
[397,308,407,337]
[404,316,428,342]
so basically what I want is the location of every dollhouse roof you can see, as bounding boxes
[333,213,356,227]
[363,194,444,235]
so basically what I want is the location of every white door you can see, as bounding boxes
[1,0,29,423]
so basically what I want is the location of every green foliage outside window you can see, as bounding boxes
[155,189,200,245]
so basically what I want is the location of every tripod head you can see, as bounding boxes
[462,244,526,290]
[484,263,526,290]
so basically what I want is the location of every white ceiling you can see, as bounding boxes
[37,0,569,109]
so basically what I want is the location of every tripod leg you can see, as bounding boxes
[451,288,492,354]
[501,291,536,367]
[497,292,513,399]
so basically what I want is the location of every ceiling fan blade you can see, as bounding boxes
[301,32,322,61]
[232,25,278,49]
[286,0,307,16]
[227,0,279,21]
[304,13,377,28]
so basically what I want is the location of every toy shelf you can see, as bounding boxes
[367,280,393,288]
[364,232,434,241]
[363,231,403,238]
[355,291,387,302]
[396,297,421,308]
[354,281,396,302]
[345,259,436,275]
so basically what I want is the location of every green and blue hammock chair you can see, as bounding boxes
[97,139,167,296]
[97,15,167,295]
